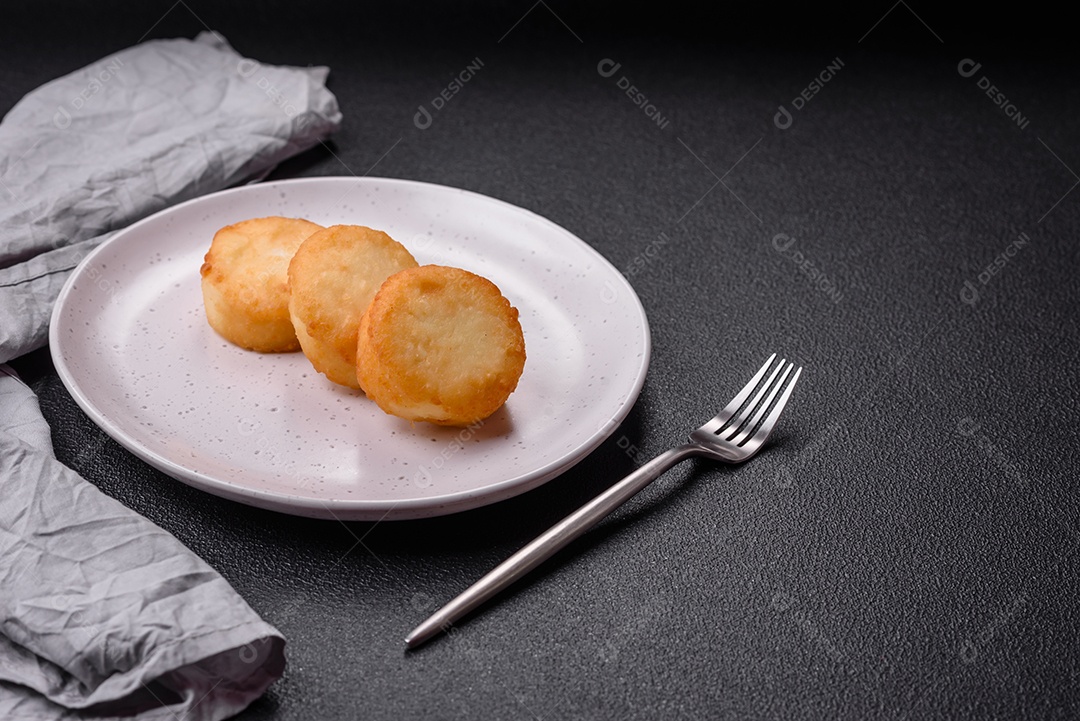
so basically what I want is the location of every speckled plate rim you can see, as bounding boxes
[49,176,651,520]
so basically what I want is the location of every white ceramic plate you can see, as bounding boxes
[50,177,650,520]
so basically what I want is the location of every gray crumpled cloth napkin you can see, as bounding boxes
[1,368,285,720]
[0,31,343,719]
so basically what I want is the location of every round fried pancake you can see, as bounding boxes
[200,216,323,352]
[356,265,526,426]
[288,225,418,388]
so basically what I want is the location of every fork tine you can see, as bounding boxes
[741,365,802,451]
[719,358,786,439]
[727,361,794,445]
[700,353,776,434]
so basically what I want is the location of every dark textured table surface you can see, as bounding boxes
[4,3,1079,719]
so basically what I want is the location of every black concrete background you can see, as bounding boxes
[3,2,1079,719]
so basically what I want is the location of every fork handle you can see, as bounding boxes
[405,443,701,648]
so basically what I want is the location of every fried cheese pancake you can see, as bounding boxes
[288,225,418,388]
[356,265,526,426]
[200,216,323,352]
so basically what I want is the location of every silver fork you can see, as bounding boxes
[405,353,803,649]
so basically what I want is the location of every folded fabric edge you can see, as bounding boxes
[0,365,54,453]
[0,639,285,721]
[0,625,285,719]
[0,236,109,364]
[82,627,286,717]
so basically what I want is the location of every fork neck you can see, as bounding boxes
[632,443,701,482]
[664,443,703,466]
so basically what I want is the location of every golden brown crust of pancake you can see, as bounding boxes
[356,265,526,426]
[200,216,323,352]
[287,224,418,388]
